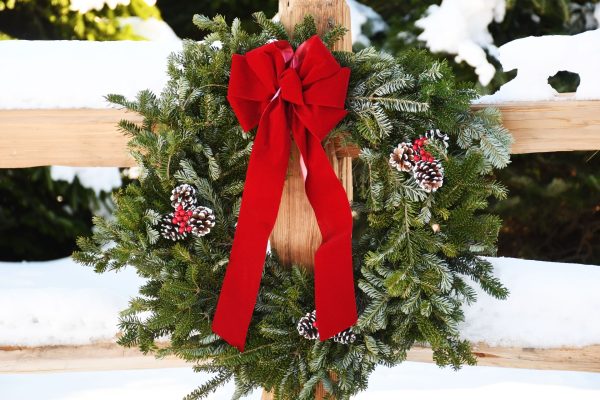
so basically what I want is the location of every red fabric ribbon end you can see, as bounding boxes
[213,36,357,351]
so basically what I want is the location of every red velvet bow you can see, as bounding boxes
[212,36,357,351]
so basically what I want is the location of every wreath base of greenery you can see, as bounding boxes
[75,12,512,400]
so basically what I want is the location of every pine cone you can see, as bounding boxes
[170,184,197,209]
[160,212,188,241]
[297,310,319,340]
[189,206,216,237]
[413,160,444,193]
[389,142,416,172]
[333,327,356,345]
[425,129,449,148]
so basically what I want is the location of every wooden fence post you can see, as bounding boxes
[262,1,352,398]
[270,0,353,268]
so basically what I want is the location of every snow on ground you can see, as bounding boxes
[0,363,598,400]
[415,0,505,86]
[0,258,142,346]
[0,40,180,109]
[1,257,600,348]
[50,166,122,194]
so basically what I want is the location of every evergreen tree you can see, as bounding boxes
[0,0,160,40]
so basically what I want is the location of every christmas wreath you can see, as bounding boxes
[75,13,512,400]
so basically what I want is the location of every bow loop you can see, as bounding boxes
[214,36,357,352]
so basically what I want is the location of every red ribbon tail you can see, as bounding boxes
[292,124,358,340]
[212,101,291,351]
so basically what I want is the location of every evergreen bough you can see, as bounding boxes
[74,13,512,400]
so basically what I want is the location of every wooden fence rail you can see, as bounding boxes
[2,94,600,168]
[3,342,600,374]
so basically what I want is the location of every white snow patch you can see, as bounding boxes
[416,0,505,86]
[347,0,387,46]
[0,363,598,399]
[119,17,180,42]
[51,166,122,194]
[460,257,600,348]
[70,0,156,13]
[1,257,600,348]
[123,166,143,180]
[0,40,180,109]
[0,258,142,346]
[478,28,600,103]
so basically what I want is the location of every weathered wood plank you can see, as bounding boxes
[3,342,599,374]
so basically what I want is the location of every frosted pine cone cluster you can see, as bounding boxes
[389,130,447,193]
[297,310,357,345]
[159,184,216,241]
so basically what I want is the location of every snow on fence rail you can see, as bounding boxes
[1,257,600,373]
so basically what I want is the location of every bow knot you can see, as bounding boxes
[212,36,357,352]
[279,68,304,105]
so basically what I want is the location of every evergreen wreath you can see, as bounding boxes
[75,13,512,400]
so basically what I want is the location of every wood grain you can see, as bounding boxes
[0,108,140,168]
[270,0,353,269]
[0,343,185,374]
[475,93,600,154]
[406,343,600,373]
[3,342,599,374]
[2,96,600,169]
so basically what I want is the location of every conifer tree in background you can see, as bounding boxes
[0,0,159,40]
[0,0,162,261]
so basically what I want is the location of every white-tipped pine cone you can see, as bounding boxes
[389,142,416,172]
[425,129,449,148]
[333,327,356,345]
[297,310,357,345]
[297,310,319,340]
[413,159,444,193]
[160,212,187,241]
[189,206,216,237]
[170,184,197,209]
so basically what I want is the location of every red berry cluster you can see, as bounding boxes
[172,204,194,234]
[412,137,434,163]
